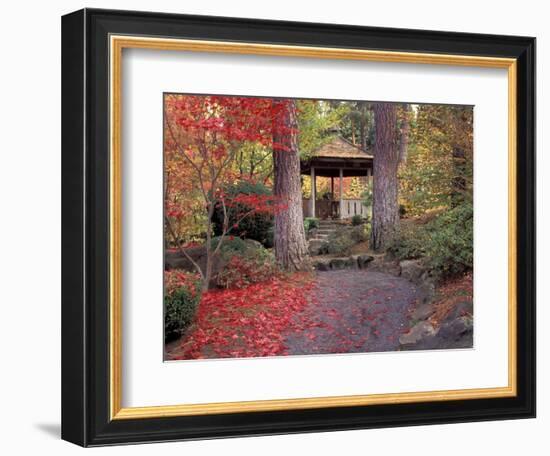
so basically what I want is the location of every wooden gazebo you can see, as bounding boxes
[301,136,373,219]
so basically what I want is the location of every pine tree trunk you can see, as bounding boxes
[399,104,411,164]
[359,102,367,151]
[273,101,311,271]
[371,103,400,251]
[450,107,472,207]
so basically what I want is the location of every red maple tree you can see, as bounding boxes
[164,94,293,291]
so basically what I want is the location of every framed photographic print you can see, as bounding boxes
[61,8,536,447]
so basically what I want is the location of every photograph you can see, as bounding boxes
[163,94,474,361]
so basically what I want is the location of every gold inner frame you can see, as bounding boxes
[109,35,517,420]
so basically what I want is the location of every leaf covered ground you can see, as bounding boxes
[429,272,473,327]
[168,273,318,359]
[167,269,423,360]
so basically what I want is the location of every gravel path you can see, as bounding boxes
[284,269,421,355]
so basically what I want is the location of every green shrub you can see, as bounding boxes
[216,245,277,289]
[424,201,473,279]
[326,226,367,255]
[349,225,368,243]
[164,271,202,341]
[361,182,373,207]
[304,217,320,232]
[211,181,274,247]
[326,236,354,255]
[210,236,249,257]
[351,214,363,226]
[387,223,428,261]
[387,201,473,280]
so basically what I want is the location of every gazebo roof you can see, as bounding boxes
[309,136,373,160]
[300,136,373,178]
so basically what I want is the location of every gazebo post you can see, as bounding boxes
[339,168,344,219]
[310,166,316,218]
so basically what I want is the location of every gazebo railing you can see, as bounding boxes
[302,198,368,219]
[340,198,369,218]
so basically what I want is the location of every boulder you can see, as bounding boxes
[357,254,374,269]
[243,238,264,250]
[411,303,435,321]
[399,259,425,282]
[164,238,267,287]
[313,258,332,271]
[401,311,473,351]
[445,300,474,321]
[416,271,437,303]
[399,321,436,345]
[330,257,355,270]
[437,316,473,345]
[165,246,224,288]
[367,255,401,276]
[165,245,208,272]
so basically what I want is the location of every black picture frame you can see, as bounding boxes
[62,8,536,447]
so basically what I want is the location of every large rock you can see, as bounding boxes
[416,271,437,303]
[243,238,264,250]
[313,258,332,271]
[401,305,474,350]
[314,255,372,271]
[165,238,266,287]
[367,255,401,276]
[446,300,474,320]
[399,259,425,282]
[330,257,355,270]
[411,303,435,321]
[357,254,374,269]
[436,316,473,347]
[165,245,208,272]
[399,321,436,345]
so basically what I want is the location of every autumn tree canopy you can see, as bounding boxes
[164,95,299,289]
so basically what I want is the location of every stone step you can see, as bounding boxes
[313,254,374,271]
[308,239,327,247]
[316,229,335,235]
[311,234,329,240]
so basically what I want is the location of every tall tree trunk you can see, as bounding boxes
[273,100,311,271]
[450,107,472,207]
[371,103,400,251]
[399,104,411,164]
[451,146,466,207]
[359,102,367,151]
